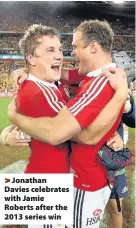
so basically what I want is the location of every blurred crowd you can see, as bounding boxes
[113,36,135,53]
[0,60,24,93]
[0,33,135,55]
[0,1,135,93]
[0,2,135,54]
[0,2,134,35]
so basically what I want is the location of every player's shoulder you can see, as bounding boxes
[17,80,48,105]
[19,80,44,96]
[86,74,113,89]
[78,74,114,97]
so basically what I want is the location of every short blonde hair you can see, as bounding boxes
[19,24,60,65]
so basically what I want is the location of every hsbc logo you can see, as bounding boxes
[86,209,102,226]
[93,208,102,216]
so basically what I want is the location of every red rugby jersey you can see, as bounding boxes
[17,74,68,174]
[66,70,124,191]
[66,69,85,84]
[59,69,85,103]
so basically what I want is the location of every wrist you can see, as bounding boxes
[8,112,18,124]
[115,90,128,103]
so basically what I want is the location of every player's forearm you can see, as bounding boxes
[9,113,58,144]
[71,130,94,145]
[10,107,81,145]
[84,91,125,144]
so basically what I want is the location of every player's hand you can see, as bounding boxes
[6,127,31,147]
[11,68,28,91]
[106,131,123,151]
[8,97,18,122]
[102,67,128,101]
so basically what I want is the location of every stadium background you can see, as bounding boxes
[0,1,135,228]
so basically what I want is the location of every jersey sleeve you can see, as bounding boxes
[67,69,85,84]
[66,76,117,129]
[17,81,63,117]
[17,86,47,117]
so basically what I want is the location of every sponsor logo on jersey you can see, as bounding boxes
[93,208,102,217]
[86,209,102,226]
[86,216,101,226]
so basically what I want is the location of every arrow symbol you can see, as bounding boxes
[5,178,10,183]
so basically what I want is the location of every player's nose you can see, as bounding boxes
[71,49,75,57]
[55,51,63,61]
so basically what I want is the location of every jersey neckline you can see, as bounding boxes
[27,74,57,88]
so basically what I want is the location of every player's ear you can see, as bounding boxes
[89,40,98,54]
[25,53,36,66]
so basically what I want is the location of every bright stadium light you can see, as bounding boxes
[113,0,124,4]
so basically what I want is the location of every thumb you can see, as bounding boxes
[102,71,114,80]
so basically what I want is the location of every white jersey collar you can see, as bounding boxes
[27,74,57,88]
[87,63,116,77]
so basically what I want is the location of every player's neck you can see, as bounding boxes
[29,69,49,82]
[89,52,112,72]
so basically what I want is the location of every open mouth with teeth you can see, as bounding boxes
[51,63,61,72]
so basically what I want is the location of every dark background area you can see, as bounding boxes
[0,1,135,33]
